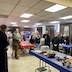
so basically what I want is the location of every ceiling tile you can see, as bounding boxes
[38,15,52,20]
[41,8,72,20]
[0,18,6,25]
[37,8,72,21]
[8,16,18,20]
[0,9,11,15]
[0,2,15,11]
[13,18,22,23]
[5,19,14,24]
[36,11,51,16]
[1,0,72,26]
[10,11,23,17]
[0,0,19,5]
[53,8,72,16]
[14,17,22,20]
[33,1,55,10]
[29,15,40,20]
[14,6,29,13]
[13,19,20,22]
[26,8,41,14]
[18,0,41,8]
[5,11,23,24]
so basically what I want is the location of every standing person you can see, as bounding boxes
[29,31,35,44]
[43,29,50,47]
[63,34,70,54]
[63,34,70,45]
[20,31,26,41]
[0,25,9,72]
[34,31,40,48]
[23,34,26,41]
[60,33,64,44]
[52,33,60,52]
[12,28,21,59]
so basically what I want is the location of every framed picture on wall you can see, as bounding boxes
[64,26,69,36]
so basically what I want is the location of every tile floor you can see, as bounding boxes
[7,47,60,72]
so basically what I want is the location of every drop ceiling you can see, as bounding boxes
[0,0,72,27]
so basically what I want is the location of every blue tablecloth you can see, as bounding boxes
[29,50,72,72]
[59,44,72,49]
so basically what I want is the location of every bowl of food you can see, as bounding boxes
[47,51,56,57]
[42,50,47,53]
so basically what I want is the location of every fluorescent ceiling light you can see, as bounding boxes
[59,15,72,20]
[45,4,67,12]
[34,23,42,26]
[33,23,42,27]
[13,24,18,26]
[20,13,33,18]
[21,20,30,23]
[49,21,60,23]
[24,26,29,28]
[10,22,17,24]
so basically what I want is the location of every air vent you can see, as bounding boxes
[0,14,8,18]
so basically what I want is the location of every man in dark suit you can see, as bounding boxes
[43,30,50,47]
[0,25,9,72]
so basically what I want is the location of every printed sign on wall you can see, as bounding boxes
[64,26,69,36]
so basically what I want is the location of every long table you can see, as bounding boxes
[50,42,72,55]
[29,50,72,72]
[59,44,72,55]
[50,42,72,50]
[59,44,72,49]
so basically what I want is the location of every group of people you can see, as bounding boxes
[53,33,70,53]
[29,30,70,53]
[7,29,27,60]
[29,30,50,48]
[5,28,22,60]
[0,25,70,72]
[0,25,24,72]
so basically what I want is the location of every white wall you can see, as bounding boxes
[34,27,37,32]
[42,26,46,35]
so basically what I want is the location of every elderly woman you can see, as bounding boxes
[34,31,40,48]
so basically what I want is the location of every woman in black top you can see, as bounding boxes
[52,33,60,52]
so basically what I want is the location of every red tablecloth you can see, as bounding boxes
[20,41,34,49]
